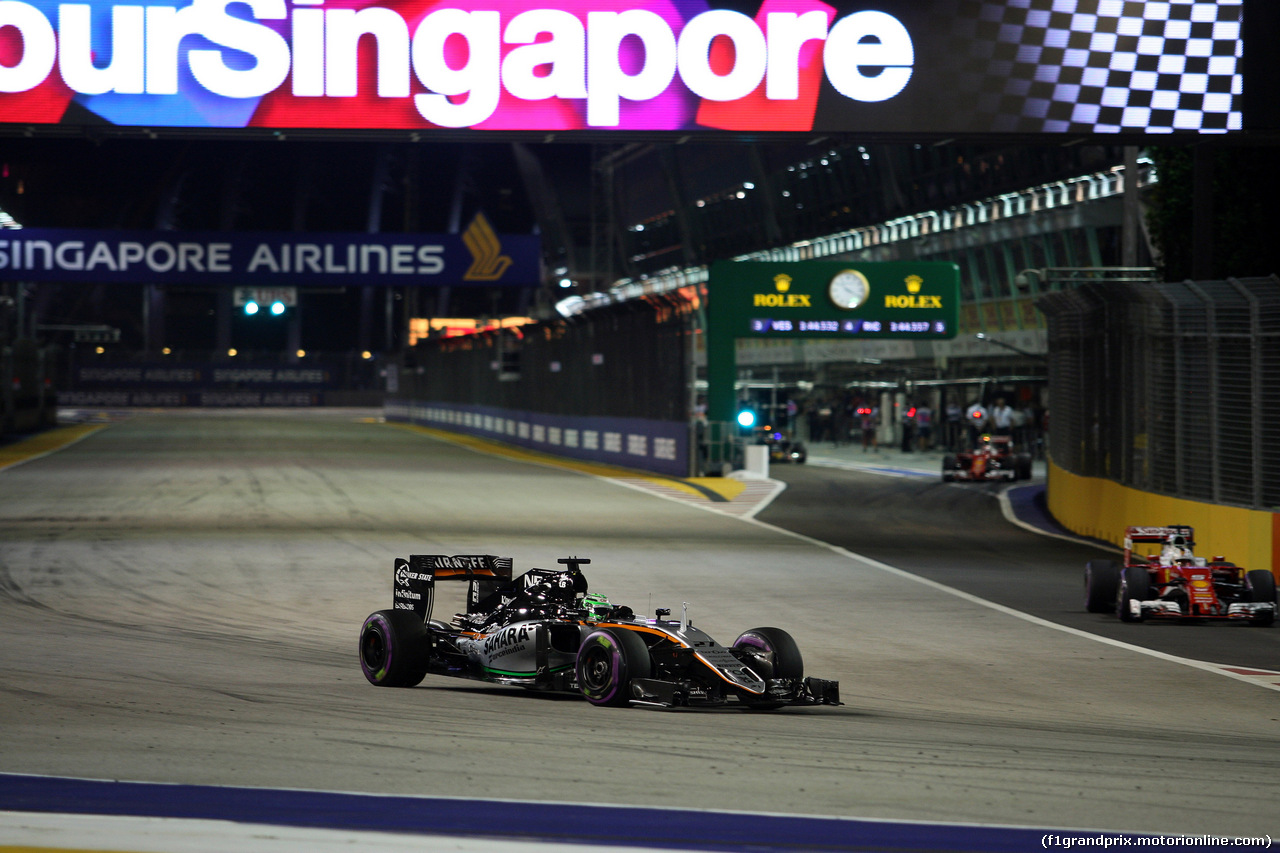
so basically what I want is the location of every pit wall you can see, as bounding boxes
[1047,458,1278,579]
[384,399,690,478]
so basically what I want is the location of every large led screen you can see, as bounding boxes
[0,0,1245,134]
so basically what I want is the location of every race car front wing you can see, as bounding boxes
[1128,599,1276,620]
[627,675,841,708]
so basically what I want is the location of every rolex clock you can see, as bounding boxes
[828,269,870,310]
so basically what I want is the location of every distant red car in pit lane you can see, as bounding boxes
[942,434,1032,482]
[1084,525,1276,626]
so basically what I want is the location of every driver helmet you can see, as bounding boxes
[1161,533,1193,563]
[581,592,611,620]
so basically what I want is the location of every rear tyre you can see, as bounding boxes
[942,455,958,482]
[576,627,651,707]
[734,627,804,710]
[1015,453,1033,480]
[1246,570,1277,627]
[1084,560,1120,613]
[1117,566,1152,622]
[359,610,429,687]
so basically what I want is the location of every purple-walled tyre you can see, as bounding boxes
[733,627,804,710]
[575,628,651,707]
[1117,566,1152,623]
[733,627,804,680]
[359,610,428,687]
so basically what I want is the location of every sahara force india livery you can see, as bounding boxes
[358,554,840,709]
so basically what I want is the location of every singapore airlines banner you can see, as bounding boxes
[0,219,540,285]
[0,0,1245,134]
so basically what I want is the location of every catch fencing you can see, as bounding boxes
[1037,275,1280,511]
[390,293,698,476]
[395,294,694,422]
[2,340,59,437]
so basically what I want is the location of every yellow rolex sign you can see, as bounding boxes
[884,274,943,308]
[712,260,959,339]
[706,260,960,426]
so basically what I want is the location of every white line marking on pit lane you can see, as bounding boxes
[806,456,933,478]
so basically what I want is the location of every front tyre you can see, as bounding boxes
[734,627,804,710]
[734,627,804,679]
[359,610,429,687]
[1117,566,1152,623]
[576,628,651,707]
[1084,560,1120,613]
[1246,570,1277,627]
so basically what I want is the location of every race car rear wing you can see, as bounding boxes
[393,554,514,623]
[1124,525,1194,551]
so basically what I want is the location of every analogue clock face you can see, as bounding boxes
[828,270,870,310]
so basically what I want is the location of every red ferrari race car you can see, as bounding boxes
[1084,525,1277,625]
[942,435,1032,482]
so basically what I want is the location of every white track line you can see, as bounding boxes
[734,507,1280,694]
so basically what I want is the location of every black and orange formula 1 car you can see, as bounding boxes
[1084,525,1276,626]
[358,555,840,709]
[756,426,807,464]
[942,434,1032,482]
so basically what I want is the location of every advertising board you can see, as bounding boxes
[704,259,960,426]
[711,259,960,341]
[0,0,1246,134]
[0,217,539,284]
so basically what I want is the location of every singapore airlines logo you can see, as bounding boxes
[463,213,512,281]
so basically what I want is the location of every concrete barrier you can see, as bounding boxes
[1047,457,1277,578]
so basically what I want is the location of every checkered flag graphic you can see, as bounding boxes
[948,0,1242,133]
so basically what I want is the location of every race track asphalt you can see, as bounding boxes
[758,458,1280,672]
[1,410,1277,850]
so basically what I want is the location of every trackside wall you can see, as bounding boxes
[1038,276,1280,579]
[389,291,698,477]
[385,399,689,478]
[1047,458,1278,578]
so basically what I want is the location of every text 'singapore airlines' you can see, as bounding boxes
[0,0,913,127]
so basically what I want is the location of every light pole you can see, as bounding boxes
[974,332,1046,362]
